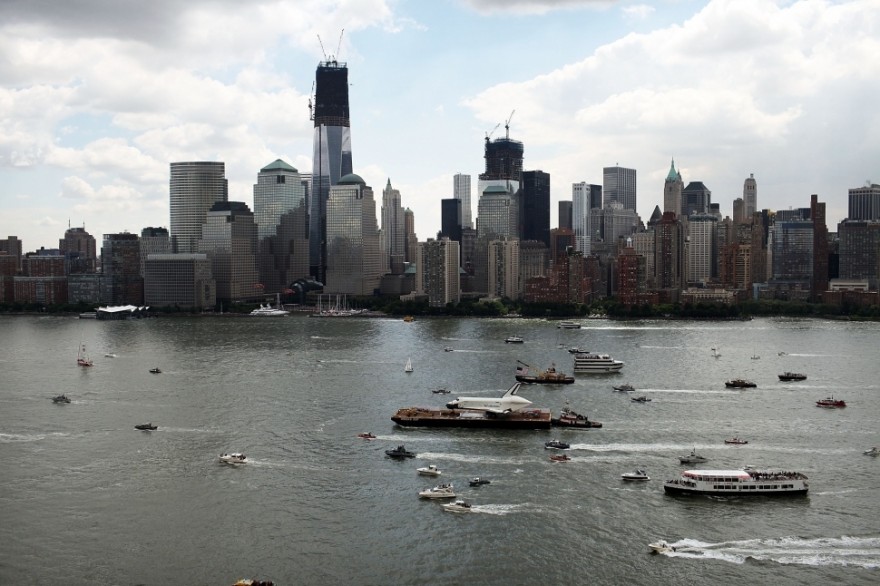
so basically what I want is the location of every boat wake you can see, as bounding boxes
[418,452,528,466]
[666,535,880,569]
[472,503,535,516]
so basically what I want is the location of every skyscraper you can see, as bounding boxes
[198,202,259,303]
[440,198,463,243]
[310,59,353,282]
[417,237,460,307]
[59,226,97,274]
[102,232,143,305]
[743,174,757,219]
[477,185,518,240]
[663,159,683,217]
[558,201,573,231]
[380,179,406,274]
[324,174,381,295]
[253,159,306,240]
[453,173,473,229]
[169,162,228,254]
[572,182,601,254]
[603,166,637,212]
[522,170,550,247]
[848,183,880,221]
[681,181,711,217]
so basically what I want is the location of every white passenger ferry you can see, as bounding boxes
[664,468,808,497]
[572,352,624,373]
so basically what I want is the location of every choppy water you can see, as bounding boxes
[1,314,879,585]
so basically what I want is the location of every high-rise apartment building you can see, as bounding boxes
[310,59,353,281]
[663,159,683,217]
[453,173,473,229]
[687,213,718,285]
[380,179,406,274]
[102,232,143,305]
[603,166,637,212]
[488,238,521,300]
[838,220,880,285]
[848,183,880,221]
[198,202,259,303]
[744,174,757,219]
[59,226,97,274]
[417,237,460,307]
[522,170,550,248]
[324,174,381,295]
[169,162,228,254]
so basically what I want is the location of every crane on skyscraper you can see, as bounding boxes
[505,109,515,139]
[485,122,500,143]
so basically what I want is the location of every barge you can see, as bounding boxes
[391,406,552,429]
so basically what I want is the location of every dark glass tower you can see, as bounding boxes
[522,170,550,247]
[310,60,353,282]
[440,198,462,242]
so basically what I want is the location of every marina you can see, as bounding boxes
[3,315,880,584]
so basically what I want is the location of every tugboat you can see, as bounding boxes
[385,444,416,459]
[725,378,757,388]
[515,361,575,385]
[551,405,603,429]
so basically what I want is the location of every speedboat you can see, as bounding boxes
[816,397,846,408]
[631,396,651,403]
[444,347,454,352]
[104,353,117,358]
[545,440,570,450]
[648,540,676,554]
[432,388,451,394]
[442,499,473,513]
[150,367,162,374]
[725,379,756,388]
[51,394,71,404]
[417,465,442,477]
[219,453,247,464]
[621,469,650,481]
[567,347,589,354]
[613,383,635,392]
[134,423,157,431]
[549,454,571,462]
[469,477,490,486]
[357,432,376,440]
[679,448,708,464]
[385,445,416,459]
[724,437,748,445]
[505,335,524,344]
[418,483,456,499]
[864,447,880,456]
[778,372,807,381]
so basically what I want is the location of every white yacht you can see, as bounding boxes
[250,294,289,316]
[572,352,624,373]
[219,453,248,465]
[442,500,473,513]
[664,468,808,496]
[417,465,442,477]
[621,469,650,481]
[418,483,456,499]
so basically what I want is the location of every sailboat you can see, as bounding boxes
[405,358,414,373]
[77,341,93,367]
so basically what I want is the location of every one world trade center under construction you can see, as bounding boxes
[310,59,353,282]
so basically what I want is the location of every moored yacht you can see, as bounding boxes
[572,352,624,373]
[664,467,809,496]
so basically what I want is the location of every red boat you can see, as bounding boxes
[816,397,846,408]
[549,454,571,462]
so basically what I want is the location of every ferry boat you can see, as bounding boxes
[572,352,624,373]
[778,372,807,381]
[664,468,808,497]
[556,321,581,329]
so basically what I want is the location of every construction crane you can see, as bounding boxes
[317,34,328,61]
[335,29,344,61]
[485,122,500,143]
[504,109,516,139]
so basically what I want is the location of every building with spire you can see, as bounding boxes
[310,59,353,282]
[663,159,683,217]
[744,174,757,219]
[380,179,406,275]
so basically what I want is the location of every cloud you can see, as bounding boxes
[37,216,62,226]
[458,0,615,16]
[621,4,654,20]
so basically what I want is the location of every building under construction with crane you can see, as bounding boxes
[479,111,523,189]
[309,31,353,283]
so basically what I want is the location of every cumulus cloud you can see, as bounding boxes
[622,4,654,19]
[458,0,615,16]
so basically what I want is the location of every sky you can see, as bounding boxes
[1,0,878,251]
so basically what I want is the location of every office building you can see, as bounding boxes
[744,174,757,219]
[687,213,718,285]
[522,170,550,248]
[454,173,473,229]
[380,179,406,275]
[838,220,880,286]
[603,166,637,212]
[101,233,143,305]
[572,182,601,254]
[404,208,418,265]
[732,198,746,224]
[417,237,460,307]
[139,227,171,278]
[169,162,228,254]
[848,183,880,221]
[477,185,518,240]
[254,159,306,240]
[440,198,463,243]
[811,194,829,301]
[770,221,813,281]
[324,174,381,295]
[558,201,572,231]
[310,59,353,281]
[144,254,216,309]
[198,202,259,303]
[15,254,67,305]
[663,159,683,217]
[681,181,711,217]
[59,226,97,274]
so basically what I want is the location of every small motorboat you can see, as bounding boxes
[631,396,651,403]
[549,454,571,462]
[442,499,473,513]
[544,440,570,450]
[568,347,589,354]
[104,353,117,358]
[725,379,756,388]
[505,335,524,344]
[51,394,71,404]
[134,423,157,431]
[219,453,247,464]
[778,372,807,381]
[724,437,748,445]
[648,540,676,554]
[385,445,416,459]
[357,432,376,440]
[613,383,635,392]
[816,397,846,408]
[679,448,708,464]
[621,469,650,481]
[417,465,442,477]
[432,388,451,394]
[864,447,880,457]
[469,477,490,487]
[444,347,454,352]
[418,483,456,499]
[149,367,162,374]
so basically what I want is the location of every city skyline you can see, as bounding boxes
[2,0,878,251]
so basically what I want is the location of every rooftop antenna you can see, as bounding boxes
[504,109,515,139]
